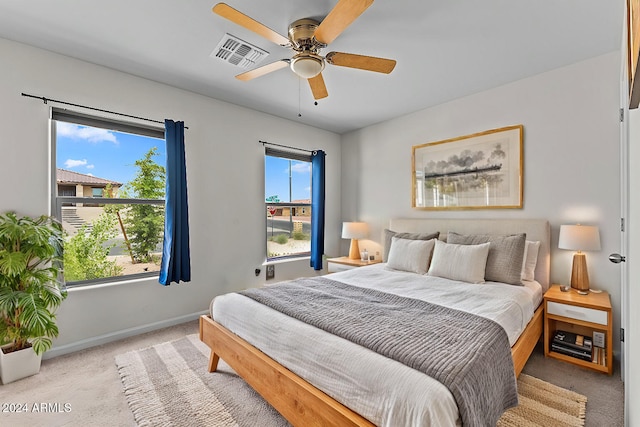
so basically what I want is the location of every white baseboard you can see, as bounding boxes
[44,310,207,360]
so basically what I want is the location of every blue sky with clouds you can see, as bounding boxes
[265,156,311,203]
[56,122,309,202]
[56,122,165,185]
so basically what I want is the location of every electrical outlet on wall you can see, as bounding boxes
[266,264,275,280]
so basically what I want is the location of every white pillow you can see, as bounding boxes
[387,237,436,275]
[427,240,490,283]
[521,240,540,282]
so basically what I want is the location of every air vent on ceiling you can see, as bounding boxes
[212,34,269,69]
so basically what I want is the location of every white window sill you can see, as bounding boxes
[263,255,310,266]
[66,275,158,292]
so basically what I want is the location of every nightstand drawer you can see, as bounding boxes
[326,257,381,273]
[547,301,607,325]
[327,262,355,273]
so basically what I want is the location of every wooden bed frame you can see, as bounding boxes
[199,218,550,426]
[200,306,542,427]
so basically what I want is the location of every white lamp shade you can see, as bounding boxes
[290,54,325,78]
[558,224,601,251]
[342,222,369,239]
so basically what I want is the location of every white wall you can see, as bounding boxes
[0,32,626,371]
[341,52,623,355]
[0,38,341,356]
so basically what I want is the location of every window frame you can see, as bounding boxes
[264,147,313,262]
[50,108,166,287]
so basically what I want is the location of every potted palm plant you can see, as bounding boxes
[0,212,67,384]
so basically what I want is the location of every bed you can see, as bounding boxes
[200,218,550,426]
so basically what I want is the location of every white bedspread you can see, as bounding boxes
[211,264,542,427]
[333,264,542,346]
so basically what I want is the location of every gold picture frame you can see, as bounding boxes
[412,125,523,210]
[629,0,640,108]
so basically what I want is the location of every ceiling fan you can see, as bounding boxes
[212,0,396,100]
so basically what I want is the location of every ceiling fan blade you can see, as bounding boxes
[314,0,373,45]
[308,74,328,100]
[326,52,396,74]
[213,3,290,46]
[236,60,289,81]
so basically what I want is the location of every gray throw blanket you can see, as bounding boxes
[240,277,518,427]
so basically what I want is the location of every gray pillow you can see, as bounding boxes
[446,232,526,285]
[383,229,440,262]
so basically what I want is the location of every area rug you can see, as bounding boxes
[498,374,586,427]
[115,334,587,427]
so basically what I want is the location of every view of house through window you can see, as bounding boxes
[265,151,312,260]
[52,111,166,286]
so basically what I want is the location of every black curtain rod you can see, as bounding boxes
[259,140,314,153]
[21,92,188,129]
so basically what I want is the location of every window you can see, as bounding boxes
[51,109,166,286]
[265,148,312,260]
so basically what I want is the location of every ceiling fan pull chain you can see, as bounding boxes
[298,78,302,118]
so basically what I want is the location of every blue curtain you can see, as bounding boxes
[159,120,191,285]
[310,150,326,270]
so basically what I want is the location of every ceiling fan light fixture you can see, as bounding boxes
[290,53,325,79]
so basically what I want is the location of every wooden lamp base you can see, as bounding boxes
[570,252,590,293]
[348,239,360,260]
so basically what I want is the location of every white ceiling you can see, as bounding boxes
[0,1,624,134]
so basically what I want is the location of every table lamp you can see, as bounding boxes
[558,224,601,294]
[342,222,369,260]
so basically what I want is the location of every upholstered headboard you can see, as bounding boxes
[388,218,551,291]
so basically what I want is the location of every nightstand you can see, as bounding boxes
[543,284,613,374]
[326,256,382,273]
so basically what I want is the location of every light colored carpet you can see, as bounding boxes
[116,334,587,427]
[0,322,621,426]
[0,320,198,427]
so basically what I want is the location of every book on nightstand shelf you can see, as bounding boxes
[592,347,607,367]
[551,343,592,361]
[552,330,593,362]
[553,330,593,352]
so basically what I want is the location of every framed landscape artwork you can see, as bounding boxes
[412,125,523,210]
[629,0,640,108]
